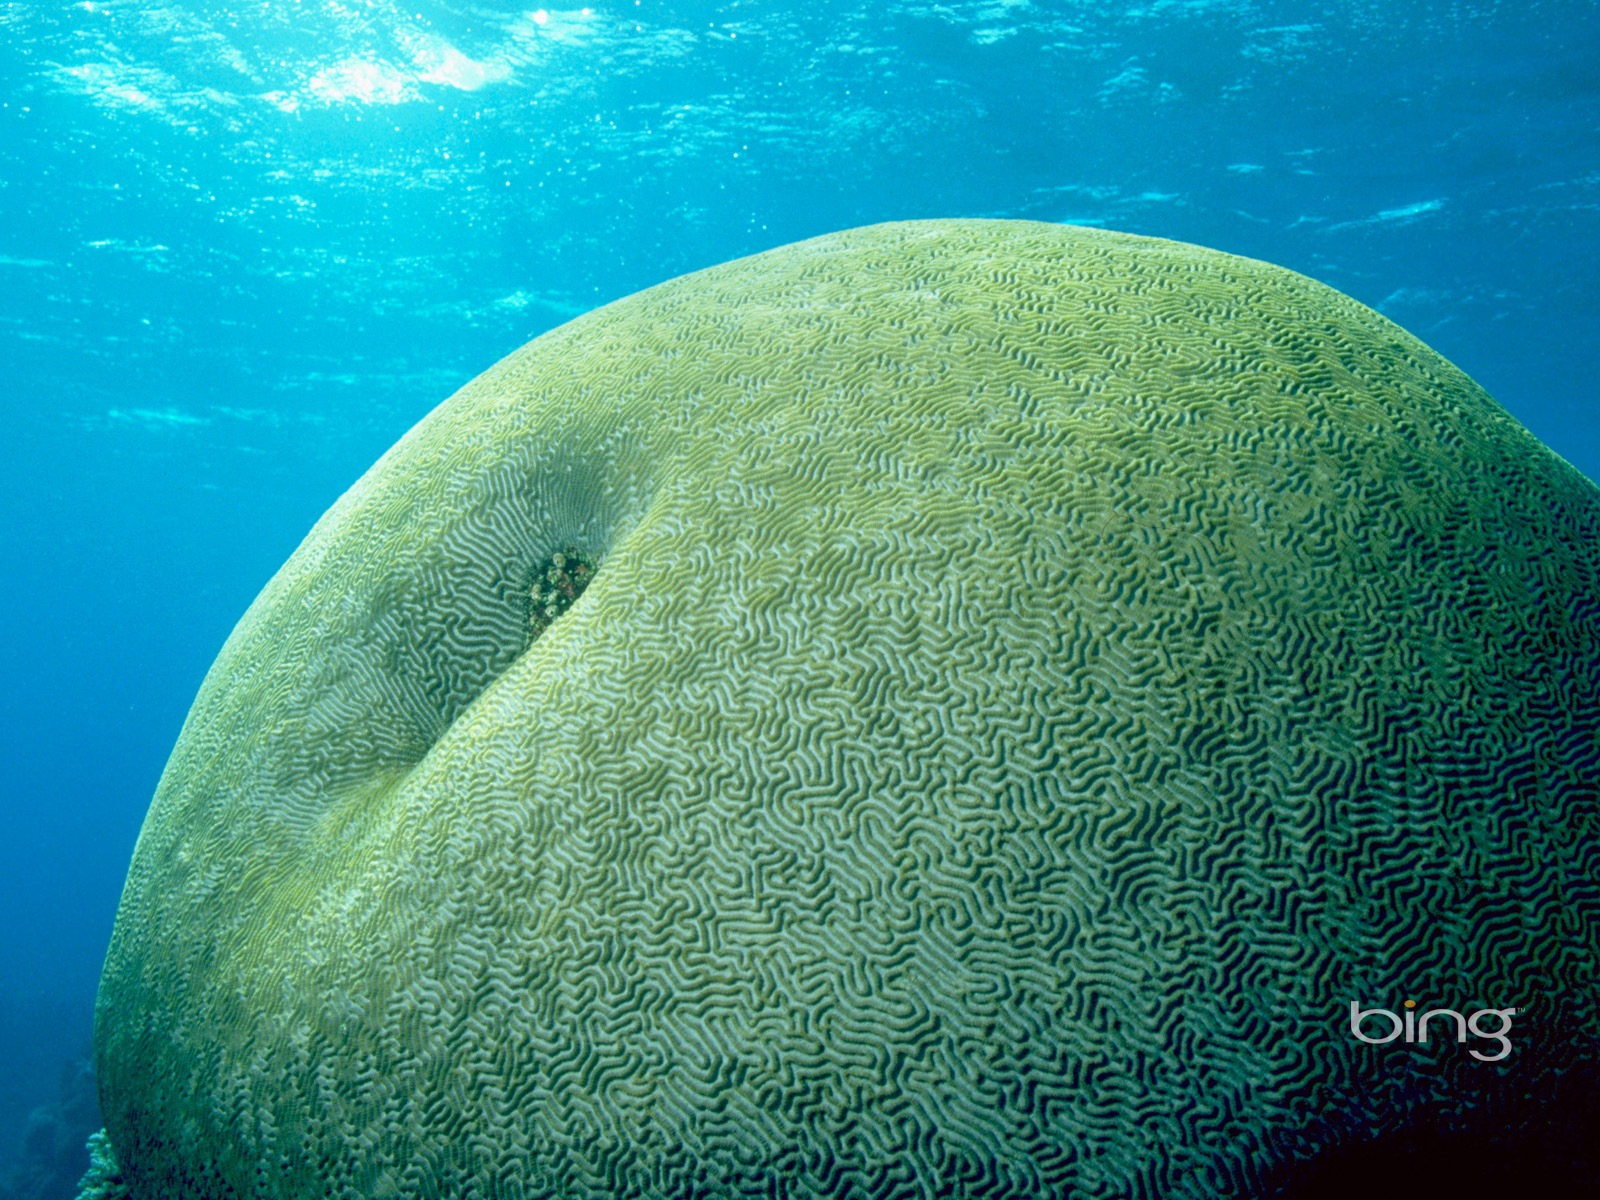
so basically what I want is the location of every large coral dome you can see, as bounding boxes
[93,220,1600,1198]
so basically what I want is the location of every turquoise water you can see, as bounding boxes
[1,2,1596,1194]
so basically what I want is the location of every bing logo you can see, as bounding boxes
[1348,999,1517,1062]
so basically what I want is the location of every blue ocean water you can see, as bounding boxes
[0,0,1596,1192]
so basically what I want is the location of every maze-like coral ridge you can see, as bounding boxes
[95,220,1600,1199]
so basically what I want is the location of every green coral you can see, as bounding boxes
[74,1130,129,1200]
[93,220,1600,1198]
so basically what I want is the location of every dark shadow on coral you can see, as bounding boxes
[1262,1063,1600,1200]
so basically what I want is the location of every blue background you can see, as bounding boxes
[1,0,1596,1186]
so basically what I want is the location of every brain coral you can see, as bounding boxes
[94,220,1600,1199]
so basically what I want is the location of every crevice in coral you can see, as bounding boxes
[524,547,596,647]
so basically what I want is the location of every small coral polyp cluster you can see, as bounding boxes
[527,547,593,641]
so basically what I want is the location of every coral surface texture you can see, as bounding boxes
[94,220,1600,1199]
